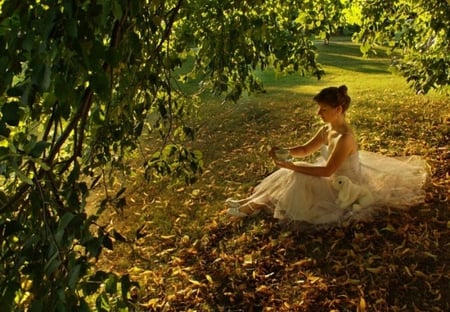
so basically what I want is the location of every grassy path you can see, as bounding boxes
[95,38,450,311]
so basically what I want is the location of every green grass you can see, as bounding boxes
[94,37,450,311]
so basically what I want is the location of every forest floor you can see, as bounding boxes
[92,37,450,311]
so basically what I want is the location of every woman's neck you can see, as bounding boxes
[329,119,349,134]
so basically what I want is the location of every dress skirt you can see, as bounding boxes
[231,151,430,225]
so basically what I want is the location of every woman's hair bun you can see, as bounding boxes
[338,85,348,96]
[313,85,351,112]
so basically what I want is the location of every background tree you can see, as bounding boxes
[0,0,347,310]
[352,0,450,93]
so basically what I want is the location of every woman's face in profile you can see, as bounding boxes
[317,103,338,122]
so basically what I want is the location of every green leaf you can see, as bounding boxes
[54,77,74,114]
[128,31,142,52]
[112,1,123,20]
[20,84,37,107]
[116,197,126,210]
[89,71,109,97]
[0,282,19,310]
[68,264,81,289]
[0,190,6,203]
[162,144,178,158]
[32,64,51,92]
[29,299,44,312]
[102,235,113,250]
[158,101,168,119]
[7,84,25,97]
[0,120,10,137]
[106,48,121,67]
[12,166,33,185]
[113,230,127,242]
[96,292,110,312]
[3,220,23,237]
[79,299,90,312]
[30,141,48,158]
[44,252,62,276]
[120,274,133,301]
[183,126,195,140]
[114,187,126,199]
[66,18,78,38]
[58,212,76,232]
[29,190,44,217]
[81,271,106,296]
[105,274,118,294]
[86,239,102,258]
[1,102,21,126]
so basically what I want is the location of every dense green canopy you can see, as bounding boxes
[353,0,450,93]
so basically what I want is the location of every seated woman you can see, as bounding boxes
[226,85,429,225]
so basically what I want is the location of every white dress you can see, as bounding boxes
[229,135,430,225]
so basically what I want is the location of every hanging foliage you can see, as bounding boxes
[352,0,450,93]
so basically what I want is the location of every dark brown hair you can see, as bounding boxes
[313,85,351,112]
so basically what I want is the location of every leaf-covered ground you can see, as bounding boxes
[93,40,450,311]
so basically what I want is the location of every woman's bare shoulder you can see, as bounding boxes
[337,131,358,152]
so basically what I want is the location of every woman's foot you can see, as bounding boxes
[226,203,260,218]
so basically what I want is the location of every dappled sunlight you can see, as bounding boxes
[95,37,450,311]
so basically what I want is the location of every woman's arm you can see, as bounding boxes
[276,133,356,177]
[287,126,328,157]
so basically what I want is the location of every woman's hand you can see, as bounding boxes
[270,147,294,169]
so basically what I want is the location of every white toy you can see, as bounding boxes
[332,176,375,211]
